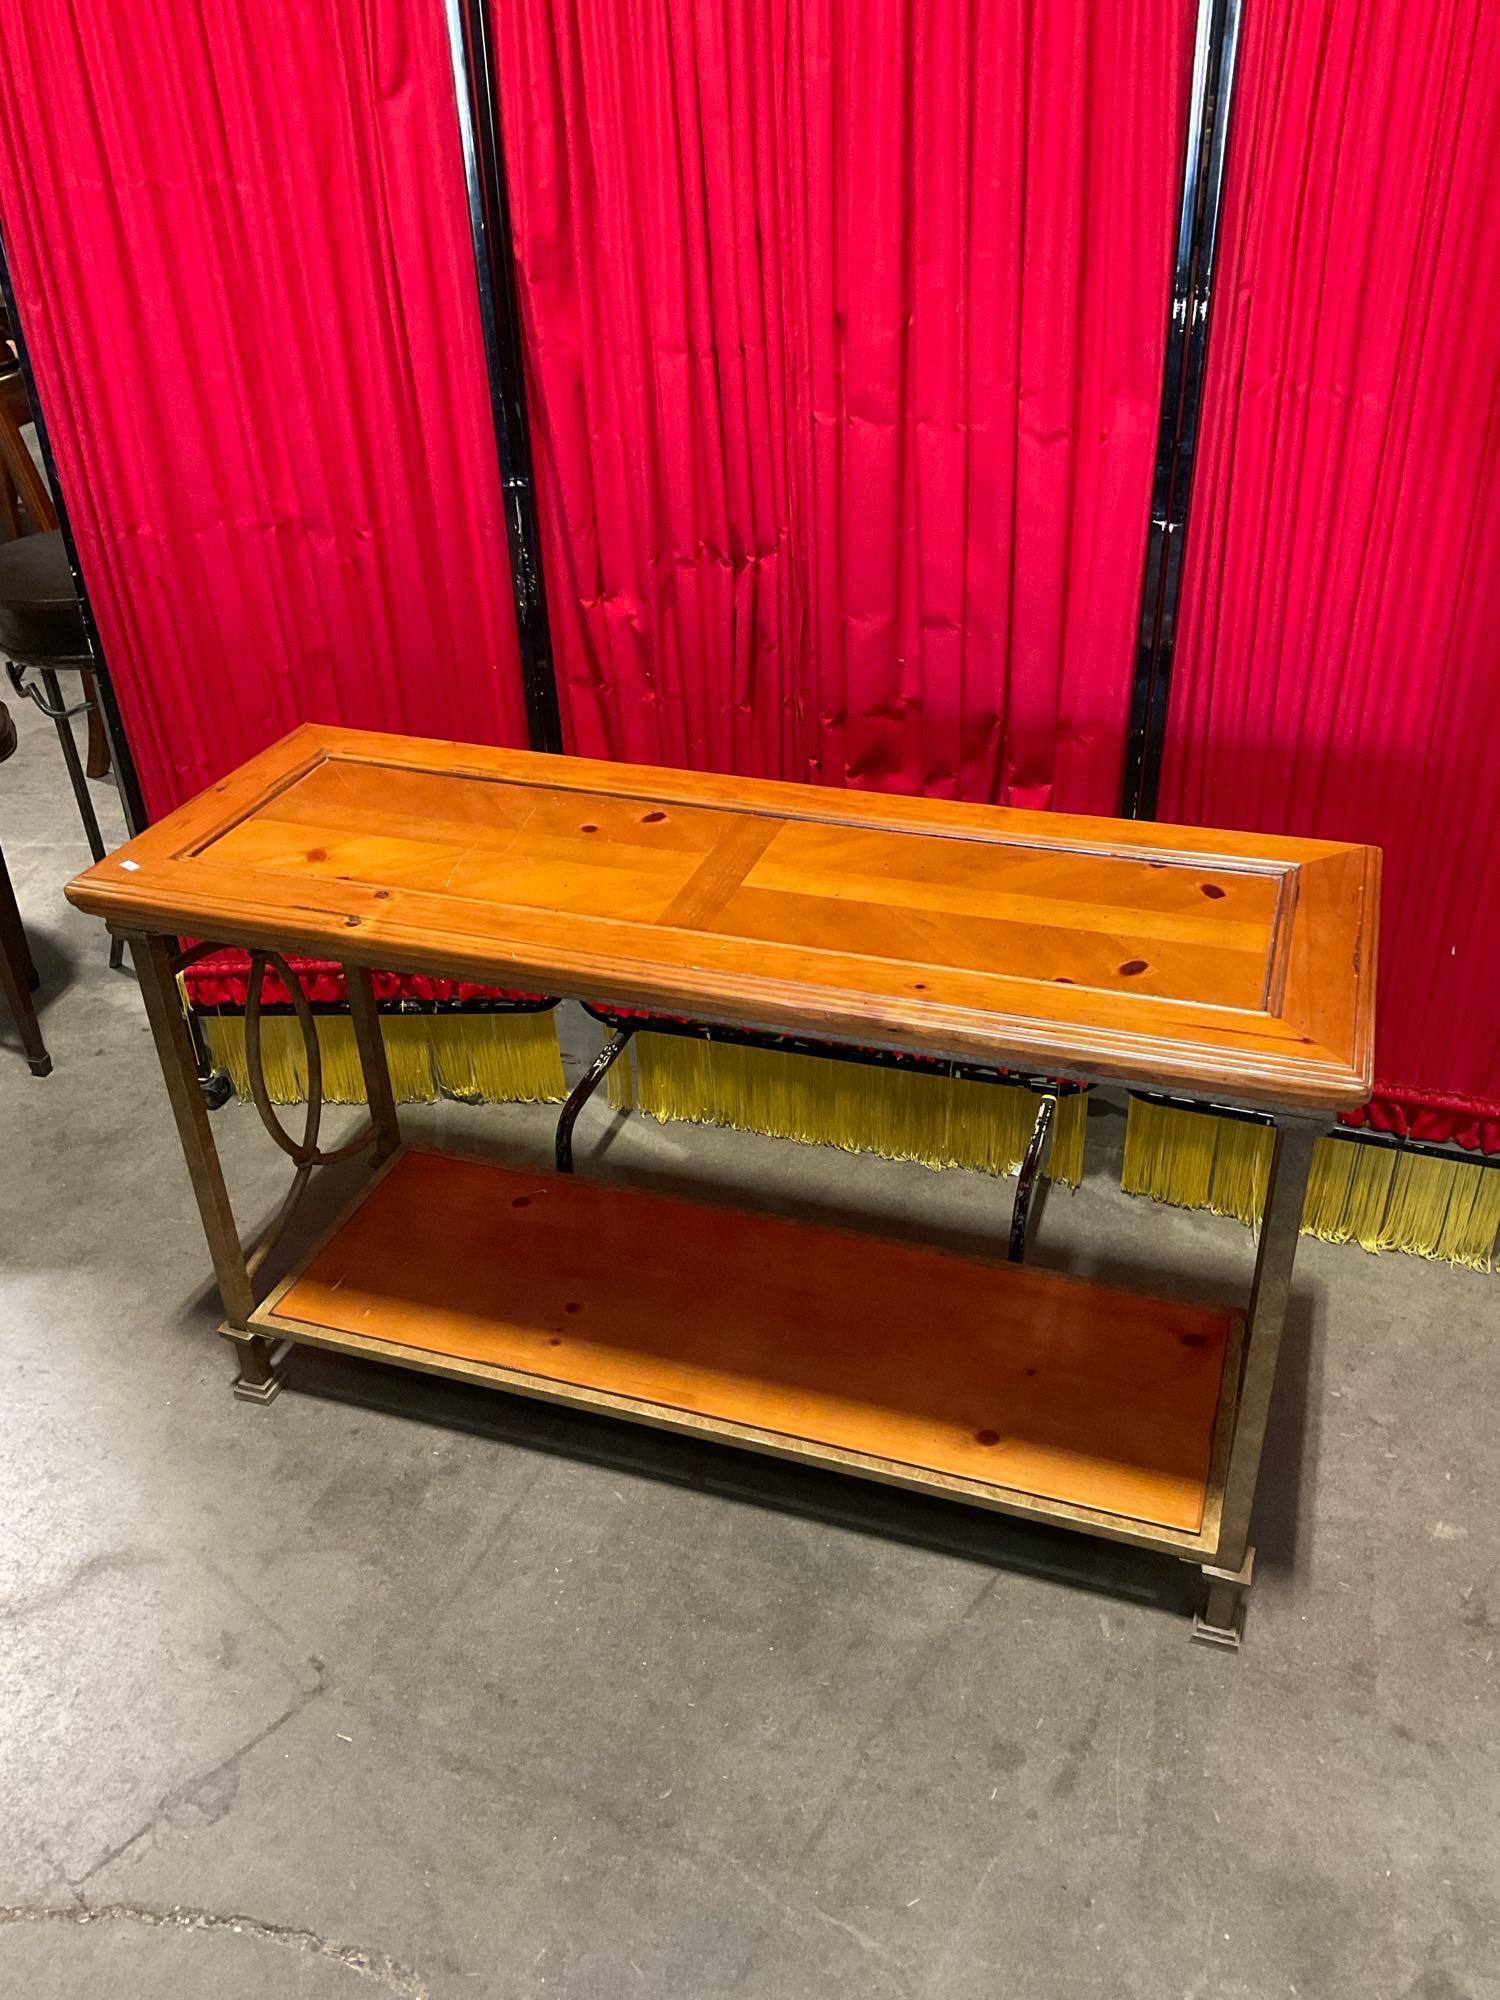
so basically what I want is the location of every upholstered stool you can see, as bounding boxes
[0,529,122,967]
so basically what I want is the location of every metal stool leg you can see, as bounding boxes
[37,665,121,969]
[8,657,123,968]
[38,665,106,864]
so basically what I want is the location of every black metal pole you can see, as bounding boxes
[1119,0,1244,822]
[443,0,565,757]
[0,223,149,835]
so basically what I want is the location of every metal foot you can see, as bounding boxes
[222,1328,283,1403]
[1191,1548,1254,1651]
[28,1052,53,1077]
[232,1370,284,1405]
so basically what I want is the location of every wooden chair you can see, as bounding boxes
[0,699,50,1075]
[0,366,52,535]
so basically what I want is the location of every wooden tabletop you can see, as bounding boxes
[67,724,1378,1110]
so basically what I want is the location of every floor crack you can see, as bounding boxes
[0,1902,429,1997]
[74,1673,327,1888]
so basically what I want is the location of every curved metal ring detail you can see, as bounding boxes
[245,950,321,1162]
[239,953,378,1281]
[244,951,373,1168]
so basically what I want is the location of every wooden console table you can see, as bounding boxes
[67,724,1378,1647]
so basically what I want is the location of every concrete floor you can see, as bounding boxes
[2,694,1498,2000]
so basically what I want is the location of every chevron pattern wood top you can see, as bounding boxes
[67,724,1378,1109]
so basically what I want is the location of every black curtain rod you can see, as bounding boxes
[1120,0,1244,822]
[442,0,564,758]
[444,0,1243,802]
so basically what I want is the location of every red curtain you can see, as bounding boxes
[496,0,1192,810]
[1163,0,1500,1149]
[0,0,526,821]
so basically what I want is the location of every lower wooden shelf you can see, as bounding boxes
[254,1148,1237,1546]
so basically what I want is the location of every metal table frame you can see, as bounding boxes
[552,1003,1091,1264]
[123,925,1320,1651]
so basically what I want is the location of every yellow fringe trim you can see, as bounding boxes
[203,1010,566,1107]
[1122,1099,1500,1271]
[606,1032,1086,1187]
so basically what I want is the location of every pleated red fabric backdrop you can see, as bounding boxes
[495,0,1192,809]
[1161,0,1500,1148]
[0,0,527,820]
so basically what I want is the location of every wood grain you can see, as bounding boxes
[66,724,1379,1109]
[261,1149,1235,1535]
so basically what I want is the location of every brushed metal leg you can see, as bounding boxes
[1193,1118,1317,1648]
[128,931,281,1400]
[345,963,400,1162]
